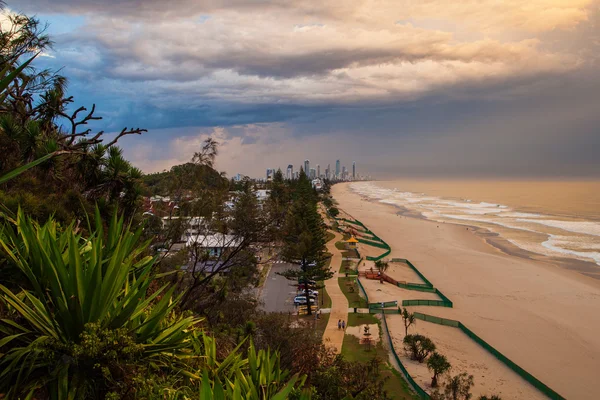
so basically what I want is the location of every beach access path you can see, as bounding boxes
[321,230,348,353]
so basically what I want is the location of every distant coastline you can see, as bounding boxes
[346,180,600,279]
[332,181,600,399]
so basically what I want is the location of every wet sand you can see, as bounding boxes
[333,182,600,400]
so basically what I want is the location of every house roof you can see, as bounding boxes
[183,260,233,273]
[186,234,242,248]
[346,236,359,243]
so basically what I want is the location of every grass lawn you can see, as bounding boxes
[339,277,368,308]
[335,241,346,250]
[298,312,330,337]
[341,249,359,258]
[342,324,419,400]
[342,334,384,363]
[318,280,332,308]
[383,367,421,400]
[347,312,379,327]
[340,259,358,274]
[325,231,335,242]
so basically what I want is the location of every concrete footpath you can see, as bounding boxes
[321,230,349,353]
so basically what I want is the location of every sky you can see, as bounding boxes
[9,0,600,179]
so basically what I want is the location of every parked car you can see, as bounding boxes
[297,288,319,297]
[293,295,316,306]
[297,283,316,290]
[298,278,316,285]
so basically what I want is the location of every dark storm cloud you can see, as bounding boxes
[10,0,599,177]
[16,0,287,17]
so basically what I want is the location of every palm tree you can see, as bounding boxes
[401,307,416,336]
[375,259,389,274]
[427,352,451,387]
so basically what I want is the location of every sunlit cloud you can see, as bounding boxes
[11,0,600,177]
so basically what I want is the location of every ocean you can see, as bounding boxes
[349,179,600,270]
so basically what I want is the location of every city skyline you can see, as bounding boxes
[14,1,600,179]
[254,157,361,181]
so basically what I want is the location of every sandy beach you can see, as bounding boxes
[387,315,545,399]
[333,182,600,399]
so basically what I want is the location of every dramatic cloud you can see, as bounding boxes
[8,0,600,177]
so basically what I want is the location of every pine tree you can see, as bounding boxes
[278,169,333,315]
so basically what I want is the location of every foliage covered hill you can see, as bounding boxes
[141,162,229,197]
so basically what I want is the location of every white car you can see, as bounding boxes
[301,289,319,297]
[293,295,316,306]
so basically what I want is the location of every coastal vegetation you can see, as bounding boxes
[277,169,333,316]
[0,7,402,399]
[403,334,436,363]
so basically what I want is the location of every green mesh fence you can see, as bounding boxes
[435,289,453,307]
[380,312,430,399]
[413,313,565,399]
[401,288,453,308]
[369,301,398,309]
[405,260,433,287]
[366,248,391,262]
[356,277,369,304]
[397,282,437,292]
[369,308,401,314]
[358,238,390,249]
[402,299,452,308]
[390,258,434,288]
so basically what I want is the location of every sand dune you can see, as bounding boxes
[333,182,600,400]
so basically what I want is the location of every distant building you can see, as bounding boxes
[286,164,293,180]
[352,161,356,179]
[309,168,316,179]
[342,166,347,180]
[266,168,275,181]
[255,189,270,203]
[317,164,320,178]
[184,260,233,276]
[312,178,323,190]
[327,164,331,180]
[304,159,310,176]
[335,160,340,179]
[185,234,242,257]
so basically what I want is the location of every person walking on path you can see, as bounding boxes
[341,320,346,330]
[338,319,341,330]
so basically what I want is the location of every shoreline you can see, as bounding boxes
[332,182,600,399]
[352,189,600,284]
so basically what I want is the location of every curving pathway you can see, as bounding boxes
[321,230,349,353]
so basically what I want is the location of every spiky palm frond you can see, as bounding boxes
[0,208,200,399]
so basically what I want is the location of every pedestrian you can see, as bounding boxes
[338,319,341,330]
[342,320,346,330]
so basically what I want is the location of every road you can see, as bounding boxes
[260,261,301,313]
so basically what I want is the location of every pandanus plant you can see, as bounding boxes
[197,339,310,400]
[0,208,200,399]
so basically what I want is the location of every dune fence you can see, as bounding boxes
[380,312,431,399]
[413,312,565,400]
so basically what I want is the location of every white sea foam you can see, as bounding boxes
[542,235,600,265]
[519,219,600,237]
[349,181,600,266]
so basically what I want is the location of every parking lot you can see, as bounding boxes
[260,262,300,313]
